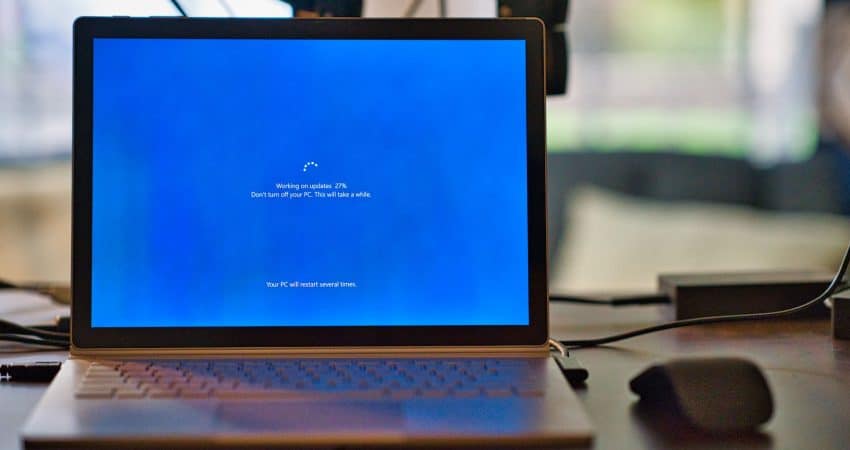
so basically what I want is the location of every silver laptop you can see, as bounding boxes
[22,17,592,448]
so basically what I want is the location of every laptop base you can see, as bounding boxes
[22,356,592,448]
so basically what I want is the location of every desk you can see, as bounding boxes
[2,295,849,450]
[553,303,850,449]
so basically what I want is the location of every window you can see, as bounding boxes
[547,0,821,165]
[0,0,293,160]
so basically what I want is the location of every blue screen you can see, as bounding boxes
[91,38,529,327]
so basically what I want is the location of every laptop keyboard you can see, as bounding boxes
[75,358,544,400]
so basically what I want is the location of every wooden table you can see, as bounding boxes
[2,293,848,449]
[554,302,850,449]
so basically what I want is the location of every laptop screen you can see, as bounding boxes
[90,37,529,328]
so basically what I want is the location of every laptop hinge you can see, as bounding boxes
[70,343,550,358]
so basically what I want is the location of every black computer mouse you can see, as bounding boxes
[629,357,773,432]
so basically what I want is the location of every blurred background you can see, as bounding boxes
[1,0,849,293]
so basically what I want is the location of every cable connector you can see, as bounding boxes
[552,352,589,386]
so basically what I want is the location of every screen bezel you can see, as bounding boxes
[72,17,548,349]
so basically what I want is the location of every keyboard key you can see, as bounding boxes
[75,388,115,398]
[514,387,544,397]
[148,389,179,398]
[452,388,483,398]
[484,387,513,397]
[179,390,211,399]
[420,389,450,398]
[386,388,417,399]
[116,390,146,399]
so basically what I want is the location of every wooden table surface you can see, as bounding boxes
[555,302,850,450]
[2,293,848,449]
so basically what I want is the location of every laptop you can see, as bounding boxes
[22,17,593,448]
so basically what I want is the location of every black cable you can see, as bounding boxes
[170,0,188,17]
[0,317,70,349]
[0,318,68,340]
[550,293,670,306]
[560,242,850,348]
[32,316,70,334]
[0,334,69,349]
[0,281,71,348]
